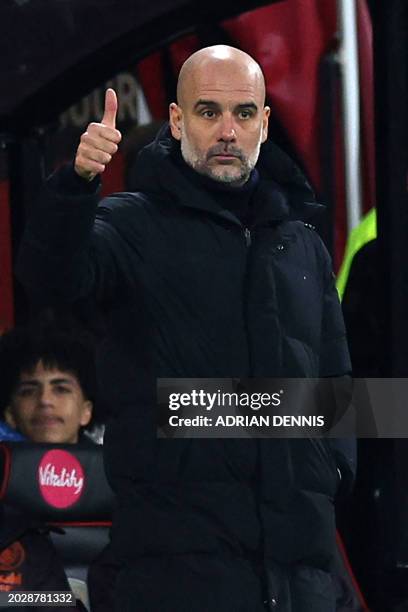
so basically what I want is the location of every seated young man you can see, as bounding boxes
[0,322,95,444]
[0,321,97,611]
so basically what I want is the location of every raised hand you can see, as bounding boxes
[74,88,122,181]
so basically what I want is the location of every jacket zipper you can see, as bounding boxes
[242,226,252,375]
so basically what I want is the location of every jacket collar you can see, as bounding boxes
[133,123,323,225]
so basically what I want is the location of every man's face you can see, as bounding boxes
[170,58,270,186]
[5,361,92,444]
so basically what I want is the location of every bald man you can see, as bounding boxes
[17,46,352,611]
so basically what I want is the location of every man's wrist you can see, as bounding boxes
[48,162,101,197]
[74,164,97,183]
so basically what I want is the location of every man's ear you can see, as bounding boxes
[80,400,93,427]
[169,103,183,141]
[4,405,17,429]
[261,106,270,143]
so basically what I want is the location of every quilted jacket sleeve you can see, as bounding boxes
[16,164,143,305]
[315,235,356,495]
[318,243,351,377]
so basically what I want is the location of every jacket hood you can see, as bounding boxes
[131,123,323,223]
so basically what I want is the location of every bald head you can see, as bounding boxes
[177,45,266,108]
[169,45,270,186]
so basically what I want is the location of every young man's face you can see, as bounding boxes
[5,360,92,444]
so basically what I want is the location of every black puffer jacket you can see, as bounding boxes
[17,126,353,607]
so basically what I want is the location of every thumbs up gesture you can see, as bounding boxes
[74,89,122,181]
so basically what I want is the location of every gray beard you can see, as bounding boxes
[180,145,251,187]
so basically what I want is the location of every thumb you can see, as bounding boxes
[102,88,118,128]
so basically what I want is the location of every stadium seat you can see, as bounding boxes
[0,442,114,609]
